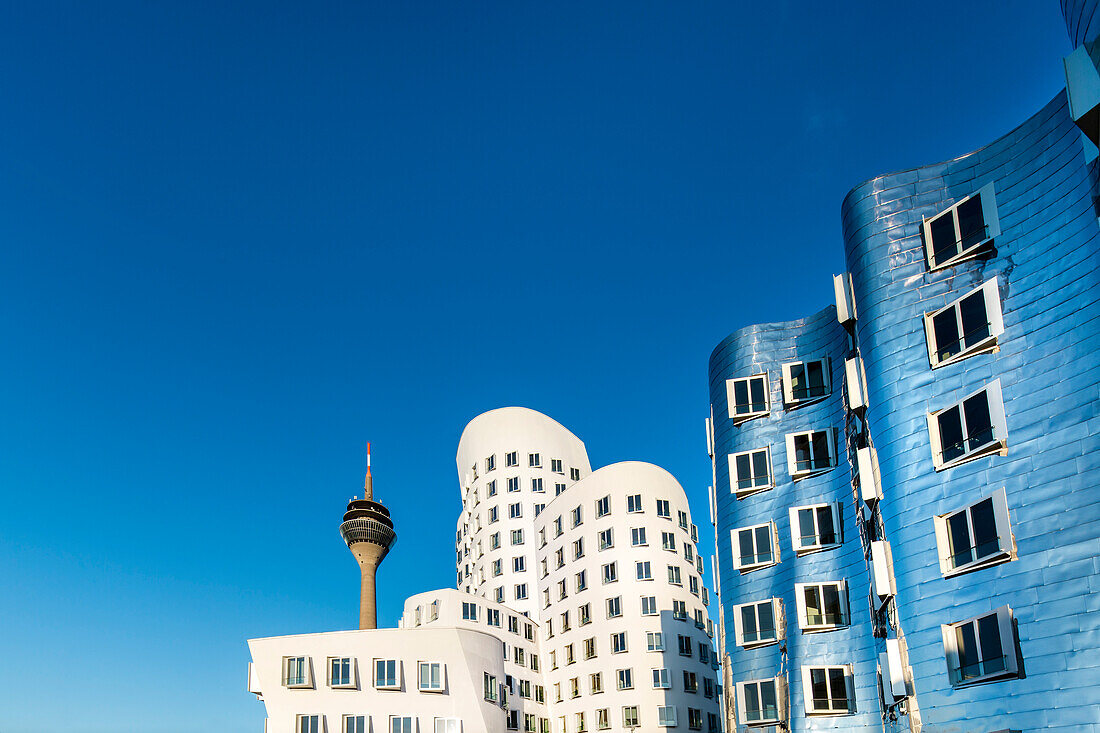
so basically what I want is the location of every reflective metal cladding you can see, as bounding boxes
[708,4,1100,731]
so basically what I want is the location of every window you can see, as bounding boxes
[558,579,568,601]
[617,669,634,691]
[569,676,579,696]
[677,634,692,656]
[636,561,652,580]
[532,478,544,493]
[786,429,836,478]
[490,532,501,550]
[575,570,587,592]
[683,543,694,563]
[584,637,597,659]
[627,494,643,513]
[534,503,545,517]
[554,516,564,537]
[514,556,526,572]
[657,706,677,727]
[595,495,610,517]
[375,659,399,689]
[556,548,565,568]
[529,452,541,467]
[484,672,498,701]
[515,583,528,600]
[598,528,614,550]
[596,709,610,730]
[611,632,627,653]
[495,586,504,603]
[575,712,586,732]
[419,662,444,691]
[652,668,670,688]
[802,665,854,714]
[631,527,647,546]
[573,538,585,560]
[688,708,702,731]
[934,488,1014,576]
[942,605,1018,685]
[487,480,497,497]
[647,632,664,651]
[390,718,414,733]
[667,565,682,585]
[283,656,311,687]
[579,603,591,625]
[928,380,1007,470]
[656,499,671,517]
[462,602,478,621]
[789,503,841,553]
[489,507,499,523]
[733,522,776,571]
[509,503,523,519]
[602,562,618,584]
[329,657,353,687]
[487,609,501,627]
[607,596,622,618]
[662,531,676,551]
[555,482,566,495]
[641,596,657,615]
[506,451,518,467]
[737,678,782,724]
[795,582,849,631]
[925,278,1004,368]
[782,358,830,406]
[507,477,520,492]
[734,599,780,647]
[678,510,689,530]
[572,506,583,528]
[493,559,502,577]
[684,671,698,693]
[729,447,773,496]
[672,600,687,620]
[726,373,769,422]
[486,455,496,472]
[297,716,320,733]
[570,467,581,480]
[344,716,366,733]
[922,182,999,270]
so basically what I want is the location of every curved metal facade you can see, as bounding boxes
[708,307,883,731]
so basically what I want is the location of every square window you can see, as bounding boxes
[509,503,522,519]
[795,582,849,631]
[611,632,627,653]
[729,447,773,496]
[789,503,842,553]
[942,605,1018,685]
[627,494,643,513]
[328,656,353,688]
[607,596,622,618]
[602,562,618,584]
[925,278,1004,368]
[570,467,581,481]
[662,531,676,551]
[656,499,671,517]
[505,452,518,467]
[595,495,611,517]
[598,528,614,550]
[684,671,698,693]
[390,718,414,733]
[802,665,855,715]
[785,429,836,479]
[934,488,1014,576]
[922,183,999,270]
[618,669,634,691]
[555,482,567,496]
[374,659,400,689]
[928,380,1007,470]
[641,596,658,615]
[297,716,320,733]
[344,716,367,733]
[726,373,770,422]
[667,565,682,585]
[631,527,647,546]
[781,358,831,406]
[283,656,311,688]
[622,706,638,726]
[551,458,563,473]
[734,599,780,648]
[652,667,670,688]
[733,522,777,571]
[736,677,783,725]
[529,453,541,467]
[532,477,544,493]
[657,706,677,727]
[419,661,444,691]
[646,631,665,651]
[636,561,652,580]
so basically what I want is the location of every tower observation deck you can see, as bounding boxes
[340,444,397,630]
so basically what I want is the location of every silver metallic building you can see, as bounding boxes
[707,4,1100,731]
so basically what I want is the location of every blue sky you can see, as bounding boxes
[0,1,1070,730]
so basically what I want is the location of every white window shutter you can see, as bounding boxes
[885,639,907,699]
[856,447,881,503]
[794,584,808,630]
[932,514,952,576]
[788,507,803,552]
[991,487,1012,555]
[982,277,1005,339]
[784,433,798,477]
[996,606,1018,675]
[870,541,895,601]
[978,181,1001,239]
[845,357,865,411]
[833,273,856,323]
[986,379,1008,446]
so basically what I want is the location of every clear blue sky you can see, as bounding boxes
[0,2,1069,730]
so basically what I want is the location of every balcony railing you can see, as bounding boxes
[793,456,833,472]
[790,384,828,401]
[952,654,1008,684]
[933,223,990,264]
[805,611,847,627]
[939,425,997,463]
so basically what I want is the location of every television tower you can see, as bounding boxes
[339,443,397,630]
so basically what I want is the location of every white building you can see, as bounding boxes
[247,407,722,733]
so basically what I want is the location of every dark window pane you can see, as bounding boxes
[740,605,758,640]
[938,406,965,462]
[817,506,836,545]
[733,380,750,414]
[754,526,772,562]
[745,684,761,717]
[760,681,776,716]
[823,585,842,624]
[794,435,812,469]
[738,530,755,564]
[798,508,816,546]
[947,510,974,567]
[970,498,999,560]
[757,602,775,638]
[978,613,1005,674]
[963,393,994,450]
[956,623,979,679]
[958,291,990,349]
[931,212,958,262]
[828,668,848,709]
[811,431,831,468]
[933,309,962,361]
[749,377,767,411]
[957,196,987,248]
[810,668,828,709]
[751,452,769,487]
[735,454,753,489]
[804,587,822,624]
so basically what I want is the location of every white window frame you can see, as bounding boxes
[631,527,647,546]
[785,429,836,479]
[924,277,1004,368]
[647,631,665,651]
[434,719,462,733]
[736,677,784,725]
[728,447,773,497]
[327,656,355,688]
[296,715,321,733]
[794,581,849,632]
[732,598,782,648]
[732,521,777,571]
[419,661,445,692]
[781,358,831,407]
[801,665,855,715]
[529,452,541,467]
[657,706,677,727]
[374,658,401,689]
[636,561,652,581]
[283,655,312,688]
[788,502,842,554]
[726,372,770,423]
[921,182,1000,271]
[390,717,414,733]
[933,487,1014,577]
[941,605,1018,686]
[641,596,657,616]
[627,494,643,513]
[344,715,367,733]
[927,379,1007,470]
[652,667,671,688]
